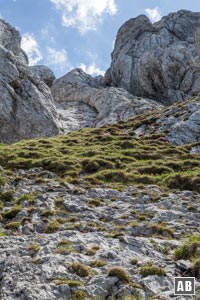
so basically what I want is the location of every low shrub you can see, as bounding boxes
[55,278,83,287]
[149,224,174,238]
[5,221,20,231]
[55,240,75,254]
[68,262,91,277]
[174,235,200,260]
[139,263,166,277]
[0,190,14,202]
[45,220,60,233]
[90,260,107,268]
[3,206,21,219]
[108,267,130,283]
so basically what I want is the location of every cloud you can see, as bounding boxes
[21,33,43,65]
[45,47,72,72]
[79,62,105,76]
[50,0,117,34]
[41,27,55,43]
[145,7,162,23]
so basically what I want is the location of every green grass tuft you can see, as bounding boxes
[108,267,130,283]
[68,262,91,277]
[174,235,200,260]
[138,263,166,277]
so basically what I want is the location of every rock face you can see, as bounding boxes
[109,10,200,104]
[52,68,162,132]
[51,9,200,140]
[30,65,56,87]
[0,19,28,64]
[0,19,59,144]
[1,10,200,147]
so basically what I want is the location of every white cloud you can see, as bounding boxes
[21,33,43,65]
[41,28,54,42]
[145,7,162,23]
[40,24,55,43]
[45,47,73,72]
[79,62,105,76]
[50,0,117,34]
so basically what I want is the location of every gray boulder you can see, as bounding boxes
[52,68,162,132]
[30,65,56,87]
[140,275,174,297]
[109,10,200,104]
[0,20,59,144]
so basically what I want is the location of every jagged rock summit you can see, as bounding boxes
[108,10,200,104]
[0,19,59,144]
[0,19,28,64]
[52,10,200,148]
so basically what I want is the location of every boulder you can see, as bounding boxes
[110,10,200,104]
[140,275,174,297]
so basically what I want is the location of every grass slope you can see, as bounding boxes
[0,115,200,191]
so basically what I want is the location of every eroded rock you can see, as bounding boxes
[110,10,200,104]
[0,19,59,143]
[30,65,56,87]
[52,68,162,132]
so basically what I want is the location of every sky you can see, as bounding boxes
[0,0,200,78]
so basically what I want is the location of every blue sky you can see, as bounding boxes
[1,0,200,78]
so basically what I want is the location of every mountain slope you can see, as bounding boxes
[0,125,199,299]
[0,9,200,300]
[0,109,200,191]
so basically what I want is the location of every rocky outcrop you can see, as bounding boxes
[0,19,59,143]
[50,9,200,138]
[156,96,200,147]
[109,10,200,104]
[30,65,56,87]
[52,68,162,132]
[2,10,200,146]
[0,19,28,64]
[128,95,200,151]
